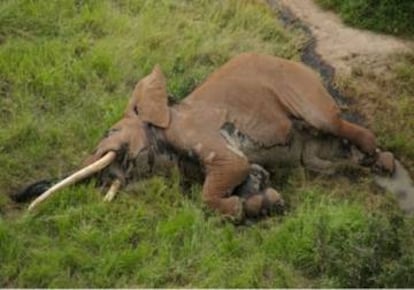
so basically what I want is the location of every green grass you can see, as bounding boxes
[372,55,414,166]
[0,0,301,194]
[2,175,414,288]
[1,0,414,288]
[315,0,414,37]
[337,53,414,170]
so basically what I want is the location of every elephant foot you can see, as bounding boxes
[244,187,285,218]
[374,151,395,175]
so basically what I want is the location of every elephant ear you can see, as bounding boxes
[128,65,170,128]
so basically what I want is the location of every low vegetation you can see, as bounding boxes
[337,53,414,171]
[0,0,413,287]
[316,0,414,37]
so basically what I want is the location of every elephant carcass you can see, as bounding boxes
[19,120,410,215]
[25,53,398,219]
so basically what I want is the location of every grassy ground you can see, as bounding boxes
[315,0,414,37]
[1,0,414,287]
[336,53,414,171]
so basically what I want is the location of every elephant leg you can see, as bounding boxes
[318,116,395,173]
[201,146,250,220]
[303,154,336,175]
[332,118,376,156]
[302,141,366,175]
[243,187,285,218]
[332,119,394,172]
[302,139,337,175]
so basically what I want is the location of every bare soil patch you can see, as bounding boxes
[270,0,413,76]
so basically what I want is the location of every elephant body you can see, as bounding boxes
[146,53,377,218]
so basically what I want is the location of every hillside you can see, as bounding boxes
[1,0,414,287]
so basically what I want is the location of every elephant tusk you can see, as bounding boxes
[103,179,122,202]
[28,151,117,211]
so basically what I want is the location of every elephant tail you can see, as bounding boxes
[11,179,56,203]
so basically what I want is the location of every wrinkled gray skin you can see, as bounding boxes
[98,119,414,215]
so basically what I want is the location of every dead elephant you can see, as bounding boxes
[17,53,396,220]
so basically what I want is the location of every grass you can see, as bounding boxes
[315,0,414,37]
[2,176,414,288]
[336,53,414,170]
[0,0,301,195]
[0,0,414,288]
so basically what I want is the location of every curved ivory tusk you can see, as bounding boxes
[28,151,117,211]
[103,179,122,202]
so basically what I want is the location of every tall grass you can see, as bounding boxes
[1,0,413,287]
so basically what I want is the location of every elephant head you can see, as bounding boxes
[83,65,170,167]
[28,66,171,210]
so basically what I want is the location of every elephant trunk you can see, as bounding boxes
[28,151,117,211]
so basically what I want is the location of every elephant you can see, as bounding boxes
[20,52,396,220]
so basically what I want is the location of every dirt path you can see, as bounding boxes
[269,0,413,76]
